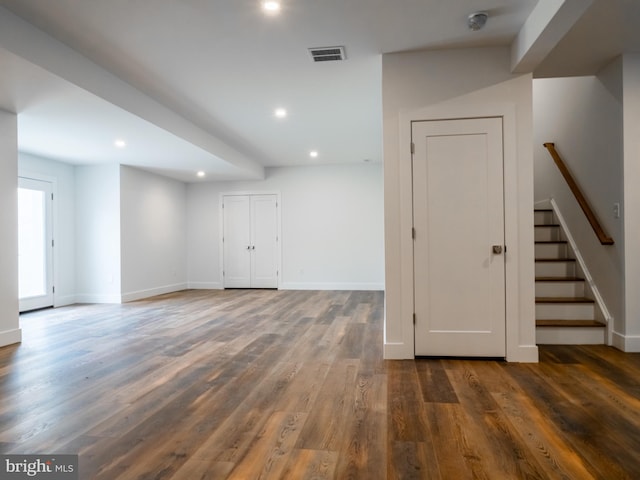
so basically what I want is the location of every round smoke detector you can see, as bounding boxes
[468,12,488,31]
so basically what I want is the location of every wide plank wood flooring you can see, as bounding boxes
[1,289,640,479]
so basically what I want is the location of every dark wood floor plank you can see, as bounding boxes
[415,359,459,404]
[2,291,640,479]
[506,363,639,479]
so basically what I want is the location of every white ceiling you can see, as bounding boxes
[0,0,638,182]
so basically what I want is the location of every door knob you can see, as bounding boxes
[247,245,251,250]
[492,245,503,254]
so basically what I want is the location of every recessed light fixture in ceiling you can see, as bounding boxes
[309,150,319,158]
[274,108,287,119]
[197,171,206,178]
[262,1,281,14]
[114,139,126,148]
[308,46,346,62]
[467,12,488,31]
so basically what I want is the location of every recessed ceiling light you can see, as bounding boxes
[114,139,126,148]
[262,1,281,14]
[274,108,287,119]
[309,150,319,158]
[197,171,206,178]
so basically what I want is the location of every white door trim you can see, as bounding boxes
[384,102,537,362]
[18,175,54,312]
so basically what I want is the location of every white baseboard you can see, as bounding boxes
[612,331,640,352]
[0,328,22,347]
[121,283,188,303]
[188,282,223,290]
[280,282,384,291]
[507,345,539,363]
[384,342,414,359]
[75,293,122,304]
[54,294,76,307]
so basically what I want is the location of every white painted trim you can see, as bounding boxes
[75,294,123,304]
[18,172,58,309]
[280,282,384,291]
[506,345,540,363]
[121,283,188,303]
[392,102,536,362]
[54,294,76,307]
[188,282,223,290]
[384,342,411,359]
[612,330,640,352]
[550,198,614,344]
[0,328,22,347]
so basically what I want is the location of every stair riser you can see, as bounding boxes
[534,211,555,224]
[536,327,606,345]
[535,262,576,277]
[535,226,562,242]
[536,303,594,320]
[535,243,568,258]
[535,282,585,297]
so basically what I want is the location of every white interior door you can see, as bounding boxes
[18,177,54,312]
[223,195,252,288]
[223,194,278,289]
[413,117,506,357]
[250,195,278,288]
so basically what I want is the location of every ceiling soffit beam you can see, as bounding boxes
[510,0,595,73]
[0,7,264,179]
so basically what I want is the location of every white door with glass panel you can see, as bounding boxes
[412,117,506,357]
[18,177,54,312]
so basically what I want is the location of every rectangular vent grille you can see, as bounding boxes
[308,46,346,62]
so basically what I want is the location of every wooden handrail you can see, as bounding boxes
[543,143,614,245]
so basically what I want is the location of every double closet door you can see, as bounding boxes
[222,194,279,289]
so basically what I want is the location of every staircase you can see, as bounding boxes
[534,209,606,344]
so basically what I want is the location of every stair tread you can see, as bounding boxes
[534,209,553,212]
[536,319,605,328]
[535,258,576,262]
[535,224,560,227]
[536,296,594,304]
[535,276,584,282]
[535,240,568,244]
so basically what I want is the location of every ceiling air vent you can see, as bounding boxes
[308,46,346,62]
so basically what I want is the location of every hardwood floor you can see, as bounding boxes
[2,289,640,479]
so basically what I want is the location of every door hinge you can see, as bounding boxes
[504,245,507,253]
[52,286,55,294]
[411,142,415,154]
[412,227,416,240]
[223,270,225,276]
[52,239,54,247]
[413,313,416,325]
[51,193,54,200]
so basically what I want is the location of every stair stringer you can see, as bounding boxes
[549,198,613,345]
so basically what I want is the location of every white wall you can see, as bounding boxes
[383,46,537,361]
[120,166,188,301]
[533,69,624,336]
[18,152,76,306]
[75,164,121,303]
[0,110,21,346]
[187,164,384,290]
[622,54,640,350]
